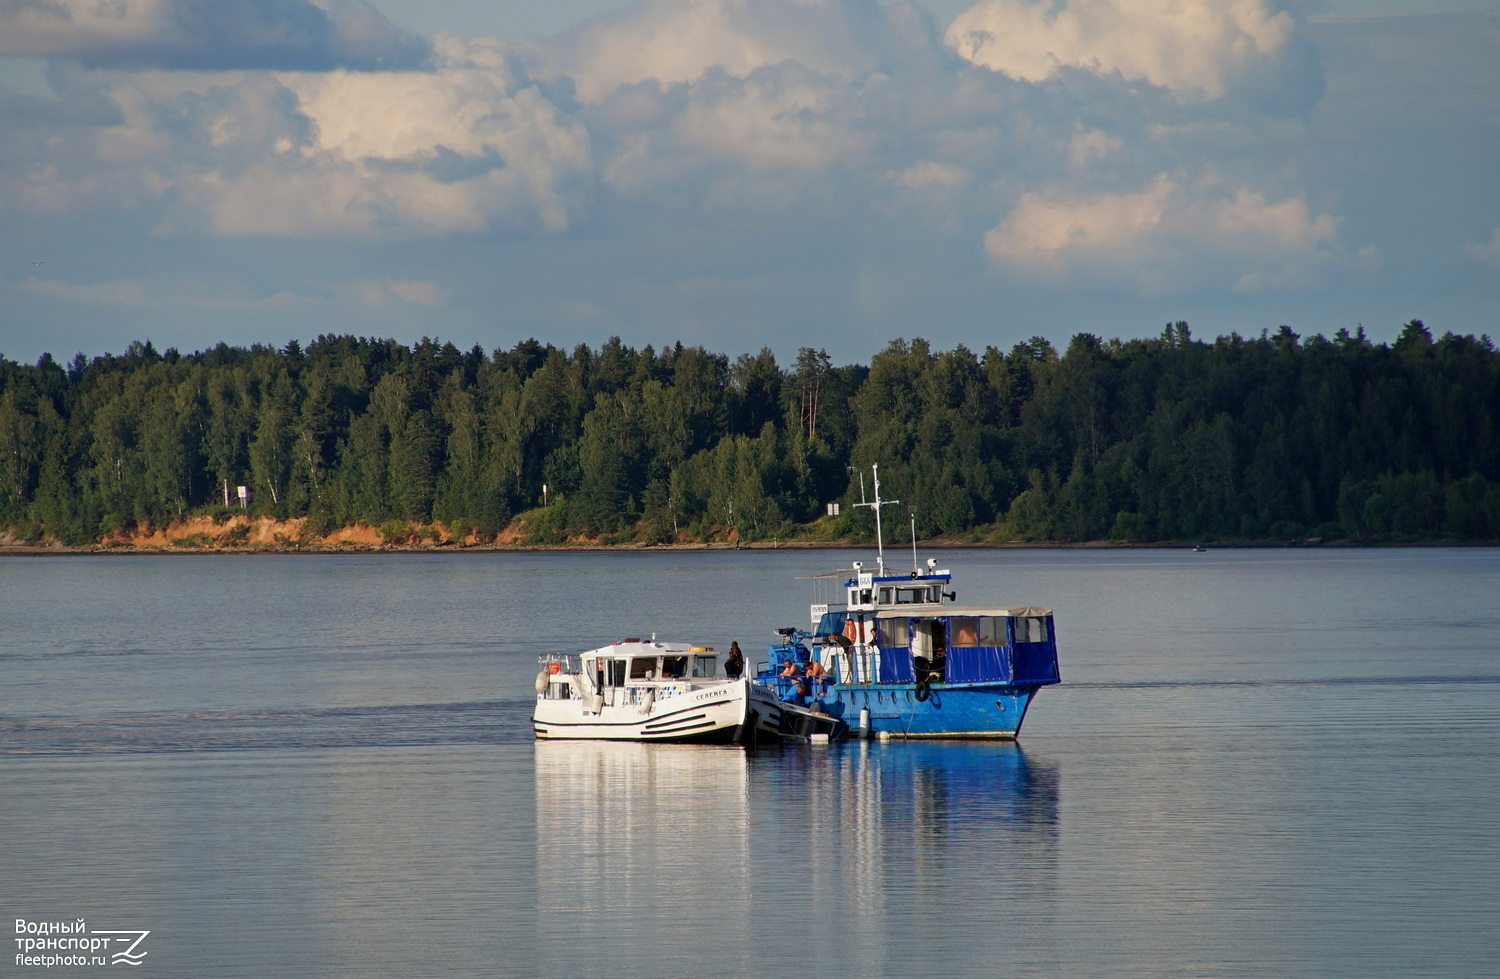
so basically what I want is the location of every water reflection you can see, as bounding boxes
[534,741,1059,978]
[534,743,753,978]
[745,742,1060,978]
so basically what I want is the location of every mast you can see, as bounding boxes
[854,463,899,576]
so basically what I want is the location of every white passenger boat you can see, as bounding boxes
[532,638,787,744]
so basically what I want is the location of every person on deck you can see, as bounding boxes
[725,642,744,679]
[779,658,807,703]
[804,657,829,699]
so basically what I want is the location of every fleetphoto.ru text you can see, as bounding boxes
[15,919,149,969]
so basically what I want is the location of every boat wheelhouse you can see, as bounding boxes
[532,639,784,744]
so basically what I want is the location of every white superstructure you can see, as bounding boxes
[532,639,782,743]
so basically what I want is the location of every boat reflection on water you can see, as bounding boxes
[748,741,1060,969]
[534,741,1059,978]
[533,742,754,975]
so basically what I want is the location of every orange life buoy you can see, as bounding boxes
[548,661,561,675]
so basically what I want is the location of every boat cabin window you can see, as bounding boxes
[877,618,910,647]
[951,617,978,646]
[662,656,688,679]
[604,660,627,686]
[879,584,938,606]
[1019,617,1050,642]
[629,657,657,680]
[980,617,1006,645]
[692,655,716,677]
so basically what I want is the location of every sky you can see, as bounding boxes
[1,0,1496,368]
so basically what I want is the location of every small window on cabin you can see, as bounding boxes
[951,618,979,646]
[929,586,942,602]
[879,587,892,605]
[630,657,657,679]
[1020,617,1049,642]
[607,661,627,686]
[980,617,1006,645]
[662,656,687,678]
[878,618,910,647]
[895,586,927,604]
[693,655,716,677]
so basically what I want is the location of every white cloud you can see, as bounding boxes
[1466,227,1500,267]
[984,174,1343,292]
[0,0,1384,326]
[15,48,593,239]
[286,53,522,161]
[21,275,153,305]
[0,0,174,57]
[526,0,936,103]
[359,278,445,306]
[892,161,972,191]
[1067,127,1121,169]
[251,55,594,235]
[0,0,427,70]
[669,65,868,173]
[946,0,1321,110]
[20,273,320,312]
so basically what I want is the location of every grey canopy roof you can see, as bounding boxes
[871,604,1052,619]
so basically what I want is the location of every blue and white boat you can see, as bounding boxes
[752,466,1061,740]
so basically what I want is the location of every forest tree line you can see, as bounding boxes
[1,320,1498,546]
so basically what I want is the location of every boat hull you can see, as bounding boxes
[533,679,782,744]
[782,682,1044,740]
[750,697,846,742]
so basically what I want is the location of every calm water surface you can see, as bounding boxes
[2,548,1498,977]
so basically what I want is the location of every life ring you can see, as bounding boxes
[548,661,562,675]
[842,618,870,645]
